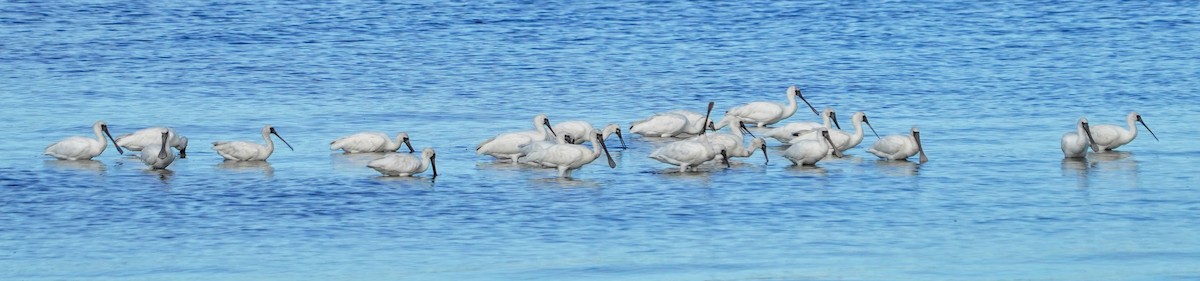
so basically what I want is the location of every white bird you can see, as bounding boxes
[762,108,840,143]
[212,124,294,161]
[1087,111,1159,151]
[792,111,878,154]
[1062,117,1099,158]
[630,102,715,138]
[138,130,176,169]
[44,120,124,160]
[368,147,438,177]
[783,128,842,166]
[554,121,627,148]
[692,119,768,164]
[725,85,819,127]
[517,132,575,167]
[867,127,928,163]
[519,130,616,178]
[330,132,414,153]
[476,114,557,162]
[649,134,730,173]
[115,127,189,158]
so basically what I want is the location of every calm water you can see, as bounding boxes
[3,1,1200,280]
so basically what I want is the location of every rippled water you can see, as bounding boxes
[3,1,1200,280]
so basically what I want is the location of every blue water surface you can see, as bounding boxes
[3,1,1200,280]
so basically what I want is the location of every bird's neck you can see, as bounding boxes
[262,131,275,153]
[782,94,798,117]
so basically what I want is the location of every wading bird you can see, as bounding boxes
[115,127,189,158]
[330,132,414,153]
[368,147,437,177]
[763,108,839,143]
[827,111,879,154]
[1087,111,1158,151]
[649,134,730,172]
[519,130,616,178]
[783,128,841,166]
[1061,117,1099,158]
[44,120,124,160]
[554,121,626,148]
[867,127,927,163]
[212,124,294,161]
[476,114,556,162]
[138,130,176,169]
[725,85,819,127]
[630,102,715,138]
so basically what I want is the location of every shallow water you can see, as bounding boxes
[3,1,1200,280]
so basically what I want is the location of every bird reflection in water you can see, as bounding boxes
[44,160,107,175]
[873,160,920,177]
[1060,151,1138,189]
[217,160,274,178]
[330,152,389,172]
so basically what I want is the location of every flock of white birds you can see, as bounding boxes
[43,86,1155,179]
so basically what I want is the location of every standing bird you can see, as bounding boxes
[519,130,616,178]
[138,130,176,169]
[1061,117,1099,158]
[212,125,294,161]
[867,127,928,163]
[783,128,842,166]
[554,121,626,148]
[763,108,840,143]
[476,114,556,162]
[630,102,715,138]
[649,135,730,172]
[368,147,438,177]
[695,119,767,164]
[115,127,189,158]
[826,111,879,153]
[725,85,819,128]
[44,120,124,160]
[330,132,414,153]
[1087,111,1159,151]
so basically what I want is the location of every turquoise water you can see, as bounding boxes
[3,1,1200,280]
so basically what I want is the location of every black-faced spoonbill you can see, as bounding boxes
[630,102,715,138]
[330,132,414,153]
[1087,111,1158,151]
[784,128,842,166]
[518,130,616,178]
[44,120,124,160]
[554,122,626,148]
[115,127,189,158]
[692,119,768,164]
[368,147,437,178]
[211,124,294,161]
[763,108,840,143]
[649,136,731,173]
[867,127,927,163]
[725,85,819,127]
[476,114,556,162]
[1061,117,1099,158]
[826,111,879,154]
[138,130,176,169]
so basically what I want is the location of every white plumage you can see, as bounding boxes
[554,121,626,147]
[115,127,189,158]
[212,124,294,161]
[762,108,839,143]
[630,102,715,138]
[476,114,557,162]
[1087,111,1158,151]
[138,130,176,169]
[649,134,729,172]
[44,120,124,160]
[783,128,841,166]
[691,119,767,164]
[826,111,879,153]
[331,132,413,153]
[867,127,927,163]
[368,147,437,177]
[725,85,819,127]
[1061,117,1098,158]
[519,130,615,178]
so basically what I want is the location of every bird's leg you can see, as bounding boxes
[558,166,568,178]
